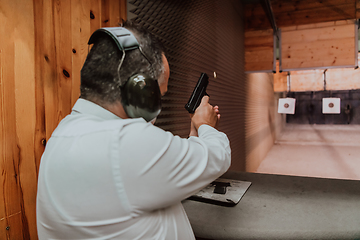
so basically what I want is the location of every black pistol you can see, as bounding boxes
[185,73,209,114]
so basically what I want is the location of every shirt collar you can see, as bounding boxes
[72,98,121,120]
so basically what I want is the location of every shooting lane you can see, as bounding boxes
[180,0,360,239]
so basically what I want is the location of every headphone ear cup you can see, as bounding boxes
[121,73,162,122]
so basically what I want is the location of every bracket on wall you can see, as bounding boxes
[273,29,282,73]
[323,69,327,91]
[355,19,359,69]
[287,72,291,92]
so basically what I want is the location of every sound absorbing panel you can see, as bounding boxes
[128,0,247,170]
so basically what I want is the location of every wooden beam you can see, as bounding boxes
[245,0,356,30]
[356,0,360,19]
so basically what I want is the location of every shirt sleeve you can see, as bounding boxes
[118,122,231,212]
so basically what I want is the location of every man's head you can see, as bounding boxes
[80,21,169,117]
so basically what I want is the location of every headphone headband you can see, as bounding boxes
[88,27,140,52]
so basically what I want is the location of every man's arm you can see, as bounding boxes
[118,121,231,212]
[118,95,230,212]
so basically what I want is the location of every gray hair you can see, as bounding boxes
[80,21,165,104]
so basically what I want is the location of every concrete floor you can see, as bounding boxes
[256,124,360,180]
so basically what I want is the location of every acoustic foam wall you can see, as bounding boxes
[128,0,247,170]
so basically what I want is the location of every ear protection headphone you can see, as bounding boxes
[88,27,162,122]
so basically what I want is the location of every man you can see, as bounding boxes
[37,21,231,239]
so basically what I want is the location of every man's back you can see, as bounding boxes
[37,99,231,239]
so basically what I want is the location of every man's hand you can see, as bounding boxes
[190,96,220,132]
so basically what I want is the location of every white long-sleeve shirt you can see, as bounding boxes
[36,98,231,240]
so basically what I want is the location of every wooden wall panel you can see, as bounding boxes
[0,1,126,239]
[357,0,360,19]
[0,0,34,239]
[281,21,356,70]
[101,0,126,27]
[54,0,74,124]
[71,0,91,107]
[14,0,38,238]
[245,29,274,72]
[245,0,356,31]
[90,0,102,35]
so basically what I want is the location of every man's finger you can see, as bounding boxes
[200,95,210,106]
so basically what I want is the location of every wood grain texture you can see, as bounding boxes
[0,0,127,238]
[101,0,111,27]
[281,22,356,70]
[54,0,73,123]
[356,0,360,19]
[245,29,274,72]
[0,1,27,238]
[90,0,102,34]
[71,0,91,106]
[14,0,38,238]
[245,0,356,31]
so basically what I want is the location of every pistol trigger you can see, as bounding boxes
[205,92,209,97]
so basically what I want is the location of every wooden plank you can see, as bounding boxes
[282,23,355,43]
[274,6,355,27]
[282,23,356,70]
[0,212,22,239]
[282,40,355,69]
[101,0,110,27]
[0,1,23,238]
[33,0,46,177]
[0,47,5,238]
[245,30,274,48]
[245,30,273,72]
[71,0,91,107]
[90,0,102,33]
[13,0,38,238]
[54,0,73,126]
[272,0,354,13]
[0,12,5,227]
[356,0,360,19]
[245,29,273,38]
[245,0,354,14]
[109,0,121,26]
[244,3,271,30]
[42,0,59,140]
[120,0,127,21]
[245,0,355,30]
[281,20,354,31]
